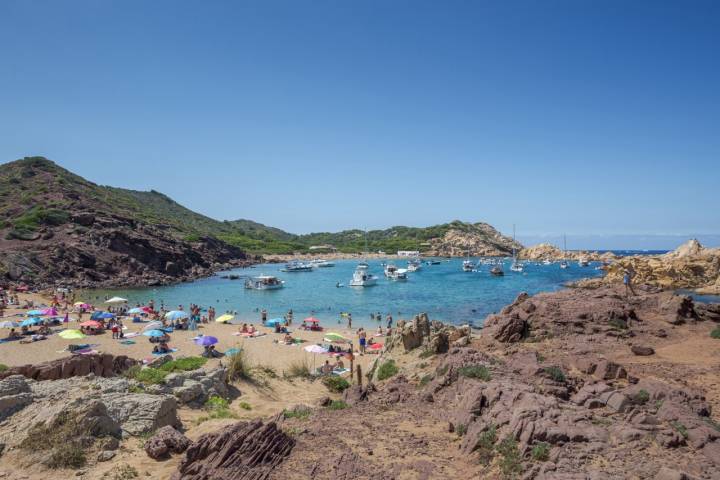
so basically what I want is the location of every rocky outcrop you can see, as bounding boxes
[145,425,191,460]
[385,314,471,354]
[143,365,233,407]
[103,392,181,436]
[172,420,294,480]
[0,375,33,421]
[518,243,614,262]
[0,353,137,381]
[601,239,720,292]
[422,223,523,257]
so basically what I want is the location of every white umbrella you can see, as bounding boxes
[105,297,128,304]
[0,320,19,328]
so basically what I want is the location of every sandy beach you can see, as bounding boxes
[0,292,378,375]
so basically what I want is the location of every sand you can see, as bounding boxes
[0,292,378,375]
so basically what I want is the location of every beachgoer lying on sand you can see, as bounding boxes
[202,345,223,358]
[283,333,294,345]
[153,341,171,354]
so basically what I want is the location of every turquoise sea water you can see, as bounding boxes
[85,258,604,328]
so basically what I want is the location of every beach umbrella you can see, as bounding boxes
[59,329,86,340]
[265,318,283,327]
[215,314,234,323]
[303,344,329,354]
[105,297,128,304]
[142,321,163,331]
[26,309,45,316]
[41,307,58,316]
[323,332,348,343]
[20,317,43,327]
[79,320,102,328]
[90,311,105,320]
[165,311,189,321]
[74,302,91,308]
[127,307,145,314]
[304,317,321,323]
[194,336,218,346]
[0,321,19,328]
[143,329,166,338]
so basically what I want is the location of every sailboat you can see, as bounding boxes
[510,224,523,273]
[462,249,475,272]
[560,234,569,269]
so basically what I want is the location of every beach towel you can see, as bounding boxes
[151,348,178,355]
[225,347,242,357]
[332,368,350,375]
[72,349,99,355]
[233,332,266,338]
[124,332,140,338]
[119,340,136,345]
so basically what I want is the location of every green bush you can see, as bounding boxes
[47,443,86,468]
[711,327,720,339]
[419,374,433,386]
[544,366,566,383]
[497,436,523,478]
[608,318,628,330]
[205,396,229,411]
[632,389,650,405]
[226,350,253,382]
[124,365,168,385]
[0,364,8,372]
[239,401,252,410]
[158,356,207,372]
[477,425,497,465]
[284,358,312,379]
[531,442,550,462]
[328,400,348,410]
[459,365,491,381]
[322,375,350,393]
[283,407,311,419]
[671,421,689,439]
[377,359,399,381]
[455,423,467,436]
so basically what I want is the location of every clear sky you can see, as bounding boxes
[1,0,718,246]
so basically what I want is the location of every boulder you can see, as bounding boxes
[103,392,180,436]
[171,420,294,480]
[0,375,33,421]
[630,345,655,356]
[0,354,137,381]
[145,425,191,460]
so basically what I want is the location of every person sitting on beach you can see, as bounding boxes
[5,328,20,340]
[335,358,345,370]
[240,323,249,334]
[38,324,50,335]
[283,333,294,345]
[153,341,170,354]
[248,324,256,334]
[376,326,383,336]
[321,360,333,375]
[21,325,30,336]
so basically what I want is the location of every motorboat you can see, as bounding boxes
[349,263,378,287]
[542,259,552,265]
[310,259,335,268]
[578,257,590,267]
[407,259,422,272]
[490,264,505,276]
[384,264,408,280]
[560,260,569,269]
[510,262,524,272]
[245,275,284,290]
[281,261,314,272]
[426,260,441,265]
[462,259,475,272]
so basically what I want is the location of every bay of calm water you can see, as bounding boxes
[84,257,606,328]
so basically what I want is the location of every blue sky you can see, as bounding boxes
[1,0,718,247]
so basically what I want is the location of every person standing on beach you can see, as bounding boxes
[386,314,393,329]
[358,328,367,355]
[287,309,293,325]
[623,268,636,297]
[261,308,267,324]
[347,313,352,329]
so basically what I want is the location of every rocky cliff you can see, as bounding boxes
[0,157,255,288]
[518,242,616,262]
[422,223,523,257]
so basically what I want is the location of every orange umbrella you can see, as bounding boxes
[304,317,321,323]
[79,320,102,328]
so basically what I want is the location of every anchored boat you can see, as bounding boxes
[245,275,284,290]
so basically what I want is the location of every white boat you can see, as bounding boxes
[578,257,590,267]
[542,259,552,265]
[462,259,475,272]
[245,275,284,290]
[407,259,422,272]
[384,264,408,280]
[310,259,334,268]
[349,263,378,286]
[282,261,314,272]
[560,235,569,269]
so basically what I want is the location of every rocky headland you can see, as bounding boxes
[518,243,617,262]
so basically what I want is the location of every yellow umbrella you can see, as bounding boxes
[215,314,234,323]
[59,329,86,340]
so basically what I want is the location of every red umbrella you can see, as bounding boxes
[79,320,102,328]
[304,317,321,323]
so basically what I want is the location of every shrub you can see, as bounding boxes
[436,365,449,376]
[0,364,8,372]
[196,396,237,425]
[328,400,348,410]
[497,436,523,478]
[477,425,497,465]
[283,407,311,419]
[419,349,434,359]
[608,318,628,330]
[226,350,253,381]
[455,423,467,436]
[104,464,139,479]
[239,401,252,410]
[158,356,207,372]
[671,421,689,439]
[322,375,350,393]
[377,359,399,381]
[47,444,86,468]
[284,358,312,379]
[632,389,650,405]
[205,396,229,411]
[131,367,168,385]
[711,327,720,339]
[544,366,566,383]
[419,374,433,386]
[531,442,550,462]
[458,365,491,381]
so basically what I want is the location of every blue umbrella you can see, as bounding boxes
[99,312,115,319]
[143,329,166,338]
[20,317,43,327]
[165,311,189,321]
[128,307,144,314]
[26,310,45,316]
[194,335,218,346]
[265,318,283,326]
